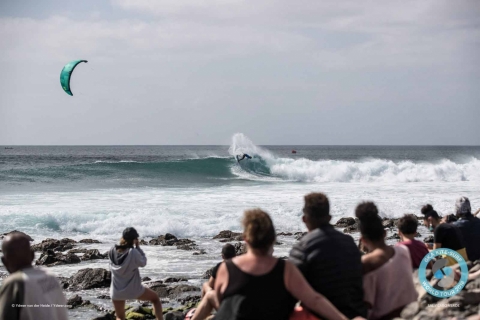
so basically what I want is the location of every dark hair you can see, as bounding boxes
[421,204,434,215]
[445,214,458,223]
[398,214,418,235]
[116,237,134,251]
[303,193,330,222]
[242,209,276,254]
[221,243,236,259]
[355,202,384,242]
[421,204,440,220]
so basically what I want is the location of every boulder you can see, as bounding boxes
[67,268,111,291]
[335,217,356,228]
[97,295,111,299]
[168,284,200,297]
[277,232,293,236]
[423,236,434,244]
[202,267,215,279]
[233,242,246,255]
[382,219,394,228]
[142,277,152,282]
[213,230,242,240]
[294,232,308,240]
[35,250,81,266]
[192,249,206,255]
[67,295,91,309]
[79,239,101,244]
[163,277,188,283]
[164,312,185,320]
[81,249,107,261]
[0,230,34,241]
[31,238,77,252]
[148,283,169,298]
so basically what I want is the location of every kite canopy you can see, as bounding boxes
[60,60,88,96]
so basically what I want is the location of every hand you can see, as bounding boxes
[134,239,139,248]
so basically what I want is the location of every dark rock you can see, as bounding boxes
[92,314,116,320]
[0,230,34,241]
[140,239,149,245]
[168,284,200,297]
[193,249,206,255]
[343,226,359,234]
[386,233,401,241]
[79,239,101,244]
[67,268,111,291]
[178,295,201,305]
[233,242,246,255]
[31,238,77,252]
[148,283,169,298]
[213,230,242,240]
[382,219,394,228]
[68,248,90,254]
[163,277,188,283]
[36,250,81,266]
[164,311,185,320]
[274,241,283,246]
[57,277,70,289]
[335,217,356,228]
[294,232,308,240]
[142,277,152,282]
[67,295,91,309]
[202,267,214,279]
[423,236,434,244]
[149,234,197,250]
[415,232,422,238]
[81,249,107,261]
[176,244,197,251]
[277,232,293,236]
[97,295,111,299]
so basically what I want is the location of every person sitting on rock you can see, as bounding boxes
[397,214,429,269]
[109,227,162,320]
[192,209,355,320]
[201,243,236,298]
[453,197,480,262]
[357,202,417,320]
[0,232,68,320]
[421,204,468,265]
[289,192,367,319]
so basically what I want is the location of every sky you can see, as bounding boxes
[0,0,479,145]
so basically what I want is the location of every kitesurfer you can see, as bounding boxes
[236,154,252,162]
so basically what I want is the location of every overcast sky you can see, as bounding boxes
[0,0,479,145]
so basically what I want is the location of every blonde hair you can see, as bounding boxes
[116,237,134,252]
[242,209,276,254]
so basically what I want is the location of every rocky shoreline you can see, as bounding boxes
[1,217,477,320]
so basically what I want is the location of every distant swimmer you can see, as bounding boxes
[236,154,252,162]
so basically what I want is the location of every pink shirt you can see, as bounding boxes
[363,245,418,320]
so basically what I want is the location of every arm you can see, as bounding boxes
[474,209,480,217]
[288,240,308,274]
[133,241,147,268]
[0,278,23,320]
[284,261,348,320]
[201,277,215,298]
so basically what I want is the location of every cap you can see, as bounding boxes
[122,227,139,241]
[456,197,471,216]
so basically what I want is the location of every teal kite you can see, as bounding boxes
[60,60,88,96]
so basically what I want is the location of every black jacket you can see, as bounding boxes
[455,215,480,261]
[289,225,367,319]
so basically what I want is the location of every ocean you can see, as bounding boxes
[1,133,480,317]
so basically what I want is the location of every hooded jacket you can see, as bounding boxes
[108,246,147,300]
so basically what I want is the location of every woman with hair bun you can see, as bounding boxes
[192,209,354,320]
[356,202,417,320]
